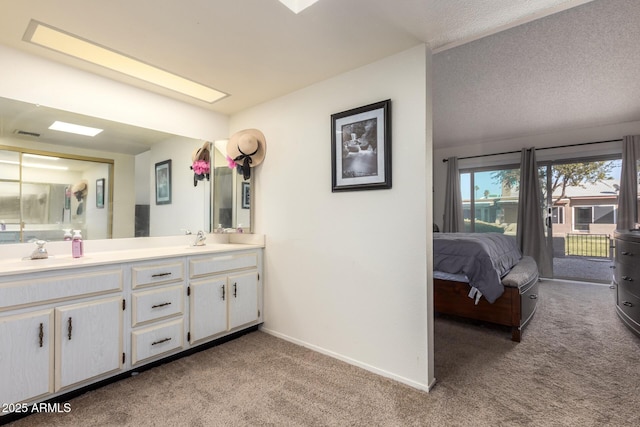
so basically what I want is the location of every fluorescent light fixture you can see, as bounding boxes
[49,121,103,137]
[0,159,68,170]
[24,20,228,103]
[278,0,320,13]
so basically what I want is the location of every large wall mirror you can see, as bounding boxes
[0,96,252,244]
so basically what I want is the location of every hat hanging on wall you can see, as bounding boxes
[71,180,88,215]
[226,129,267,180]
[190,141,211,186]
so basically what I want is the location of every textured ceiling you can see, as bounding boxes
[3,0,632,153]
[0,0,593,116]
[433,0,640,148]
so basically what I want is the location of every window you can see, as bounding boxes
[460,167,519,233]
[551,206,564,224]
[574,205,616,231]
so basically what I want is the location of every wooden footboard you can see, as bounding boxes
[434,277,539,342]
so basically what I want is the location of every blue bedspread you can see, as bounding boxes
[433,233,522,303]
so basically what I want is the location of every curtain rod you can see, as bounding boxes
[441,138,623,162]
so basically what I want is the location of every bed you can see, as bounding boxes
[433,233,539,342]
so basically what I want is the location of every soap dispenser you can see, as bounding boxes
[63,229,73,241]
[71,230,83,258]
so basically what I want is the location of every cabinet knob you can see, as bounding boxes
[221,285,225,301]
[151,337,172,346]
[621,251,633,256]
[529,294,538,300]
[233,283,237,298]
[623,301,634,307]
[39,322,44,348]
[67,317,73,340]
[622,276,634,282]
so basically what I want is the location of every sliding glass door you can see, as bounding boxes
[539,158,620,282]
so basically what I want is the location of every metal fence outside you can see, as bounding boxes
[565,233,612,259]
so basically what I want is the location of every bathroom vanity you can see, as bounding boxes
[0,235,264,418]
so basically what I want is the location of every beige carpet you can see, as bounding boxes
[5,280,640,426]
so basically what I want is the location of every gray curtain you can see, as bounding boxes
[517,148,552,277]
[443,156,464,232]
[617,135,640,230]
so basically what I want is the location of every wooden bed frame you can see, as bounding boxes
[434,272,539,342]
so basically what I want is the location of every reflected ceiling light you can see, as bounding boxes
[49,120,103,137]
[23,20,228,104]
[278,0,321,13]
[23,153,60,160]
[23,162,69,170]
[0,159,68,170]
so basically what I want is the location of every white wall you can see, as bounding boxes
[432,120,640,229]
[231,45,434,390]
[0,44,229,238]
[149,137,212,236]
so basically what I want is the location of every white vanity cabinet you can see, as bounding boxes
[0,268,123,407]
[129,260,186,366]
[0,241,264,419]
[188,251,261,344]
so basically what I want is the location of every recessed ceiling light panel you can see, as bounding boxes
[23,20,228,104]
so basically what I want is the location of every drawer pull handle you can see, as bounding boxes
[621,251,633,256]
[151,337,172,346]
[67,317,73,340]
[39,323,44,348]
[233,283,237,298]
[623,301,634,307]
[151,272,172,278]
[221,285,225,301]
[529,294,538,300]
[623,276,633,282]
[151,302,172,309]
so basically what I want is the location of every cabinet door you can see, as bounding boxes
[228,271,259,330]
[55,296,123,391]
[0,310,53,405]
[189,276,227,344]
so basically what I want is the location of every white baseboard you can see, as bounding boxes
[259,326,434,392]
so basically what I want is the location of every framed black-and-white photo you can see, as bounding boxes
[96,178,105,208]
[331,99,391,192]
[155,160,172,205]
[242,182,250,209]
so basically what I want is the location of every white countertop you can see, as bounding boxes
[0,233,265,277]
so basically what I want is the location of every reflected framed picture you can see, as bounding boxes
[331,99,391,192]
[155,160,172,205]
[96,178,105,208]
[242,182,250,209]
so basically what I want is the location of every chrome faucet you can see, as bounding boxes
[193,230,206,246]
[30,240,49,260]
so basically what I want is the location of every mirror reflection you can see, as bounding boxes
[0,96,252,244]
[212,140,251,232]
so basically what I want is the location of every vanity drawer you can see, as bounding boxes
[131,318,184,365]
[189,252,258,278]
[0,269,122,311]
[131,285,184,327]
[132,261,184,288]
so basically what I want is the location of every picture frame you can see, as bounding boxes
[242,182,250,209]
[155,160,172,205]
[331,99,391,192]
[96,178,105,208]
